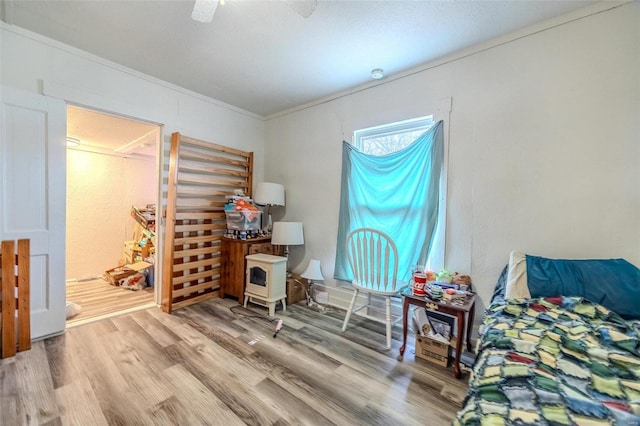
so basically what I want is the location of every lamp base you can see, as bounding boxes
[306,280,328,312]
[266,212,273,233]
[261,204,274,233]
[306,298,327,313]
[284,245,290,277]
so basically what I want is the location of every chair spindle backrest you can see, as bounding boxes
[346,228,399,292]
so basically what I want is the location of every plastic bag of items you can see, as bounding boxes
[119,272,146,291]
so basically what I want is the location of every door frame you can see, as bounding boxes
[65,101,165,310]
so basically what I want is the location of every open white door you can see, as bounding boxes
[1,86,67,339]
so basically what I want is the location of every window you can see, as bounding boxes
[334,116,445,283]
[354,116,435,156]
[355,115,442,271]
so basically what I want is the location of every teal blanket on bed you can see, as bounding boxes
[454,296,640,426]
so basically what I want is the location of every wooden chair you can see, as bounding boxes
[341,228,407,349]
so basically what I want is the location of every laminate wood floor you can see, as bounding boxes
[1,298,469,425]
[66,278,155,327]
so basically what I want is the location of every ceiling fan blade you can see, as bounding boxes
[285,0,317,19]
[191,0,219,23]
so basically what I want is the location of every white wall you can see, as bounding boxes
[1,23,266,293]
[265,2,640,314]
[66,150,156,280]
[0,25,265,162]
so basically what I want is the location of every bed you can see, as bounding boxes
[454,252,640,426]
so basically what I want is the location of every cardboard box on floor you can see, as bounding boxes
[415,335,450,367]
[104,261,153,286]
[286,273,307,305]
[413,308,452,367]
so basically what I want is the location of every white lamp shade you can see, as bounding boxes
[301,259,324,281]
[271,222,304,246]
[254,182,285,206]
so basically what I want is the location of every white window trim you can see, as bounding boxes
[354,115,435,152]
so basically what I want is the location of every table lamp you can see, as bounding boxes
[253,182,285,233]
[271,221,304,274]
[301,259,325,307]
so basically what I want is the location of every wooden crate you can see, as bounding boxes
[0,239,31,359]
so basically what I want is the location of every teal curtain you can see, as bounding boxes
[334,120,444,283]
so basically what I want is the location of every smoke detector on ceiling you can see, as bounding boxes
[285,0,317,18]
[371,68,384,79]
[192,0,219,23]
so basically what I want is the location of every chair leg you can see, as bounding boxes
[385,296,392,349]
[367,293,372,316]
[342,289,359,332]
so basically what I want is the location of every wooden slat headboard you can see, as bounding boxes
[162,133,253,313]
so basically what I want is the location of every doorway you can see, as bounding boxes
[65,105,162,327]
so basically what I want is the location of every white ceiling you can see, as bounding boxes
[67,106,159,157]
[1,0,600,118]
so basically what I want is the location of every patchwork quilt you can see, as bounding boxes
[454,296,640,426]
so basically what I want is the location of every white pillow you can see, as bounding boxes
[505,250,531,300]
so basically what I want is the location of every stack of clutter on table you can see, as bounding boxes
[223,193,262,240]
[103,205,156,290]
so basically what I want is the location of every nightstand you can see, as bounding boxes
[398,288,477,379]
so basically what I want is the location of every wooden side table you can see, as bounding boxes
[398,288,476,379]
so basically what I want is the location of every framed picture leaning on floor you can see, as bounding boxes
[425,309,456,339]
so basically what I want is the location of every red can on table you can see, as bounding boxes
[412,272,427,296]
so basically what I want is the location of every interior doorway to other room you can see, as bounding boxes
[65,105,161,327]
